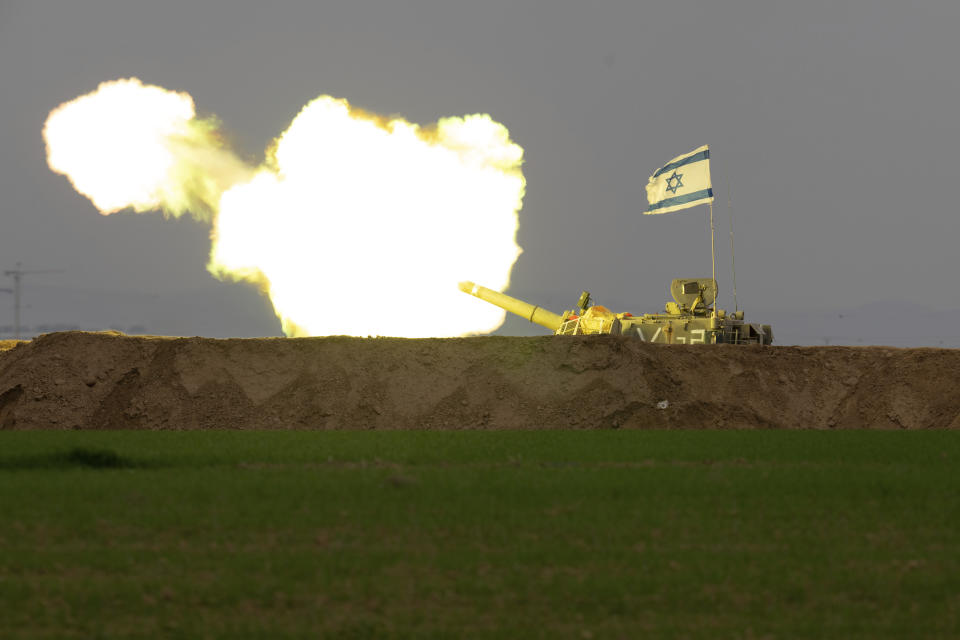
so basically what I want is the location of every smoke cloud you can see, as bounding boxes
[44,78,525,337]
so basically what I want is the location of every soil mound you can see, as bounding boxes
[1,331,958,429]
[0,340,22,352]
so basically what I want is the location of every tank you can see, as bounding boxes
[459,278,773,345]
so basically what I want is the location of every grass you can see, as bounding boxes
[0,430,958,639]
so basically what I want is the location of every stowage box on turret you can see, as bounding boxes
[459,278,772,345]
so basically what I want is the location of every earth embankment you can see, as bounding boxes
[0,331,958,429]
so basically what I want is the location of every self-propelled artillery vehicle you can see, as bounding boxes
[459,278,773,345]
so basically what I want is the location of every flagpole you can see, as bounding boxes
[709,201,717,322]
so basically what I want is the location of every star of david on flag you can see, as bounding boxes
[644,145,714,215]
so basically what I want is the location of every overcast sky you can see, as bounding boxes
[1,0,958,344]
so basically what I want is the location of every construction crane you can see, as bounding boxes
[3,263,63,340]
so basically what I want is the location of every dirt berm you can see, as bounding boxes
[0,331,958,429]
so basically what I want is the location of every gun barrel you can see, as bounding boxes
[459,281,564,332]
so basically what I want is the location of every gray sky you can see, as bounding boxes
[1,0,958,345]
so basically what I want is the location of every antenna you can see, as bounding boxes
[727,178,739,312]
[3,263,64,340]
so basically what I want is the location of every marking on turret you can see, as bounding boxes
[690,329,706,345]
[651,327,663,343]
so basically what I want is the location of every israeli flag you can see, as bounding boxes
[644,145,714,215]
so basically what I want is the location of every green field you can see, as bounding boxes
[1,431,958,639]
